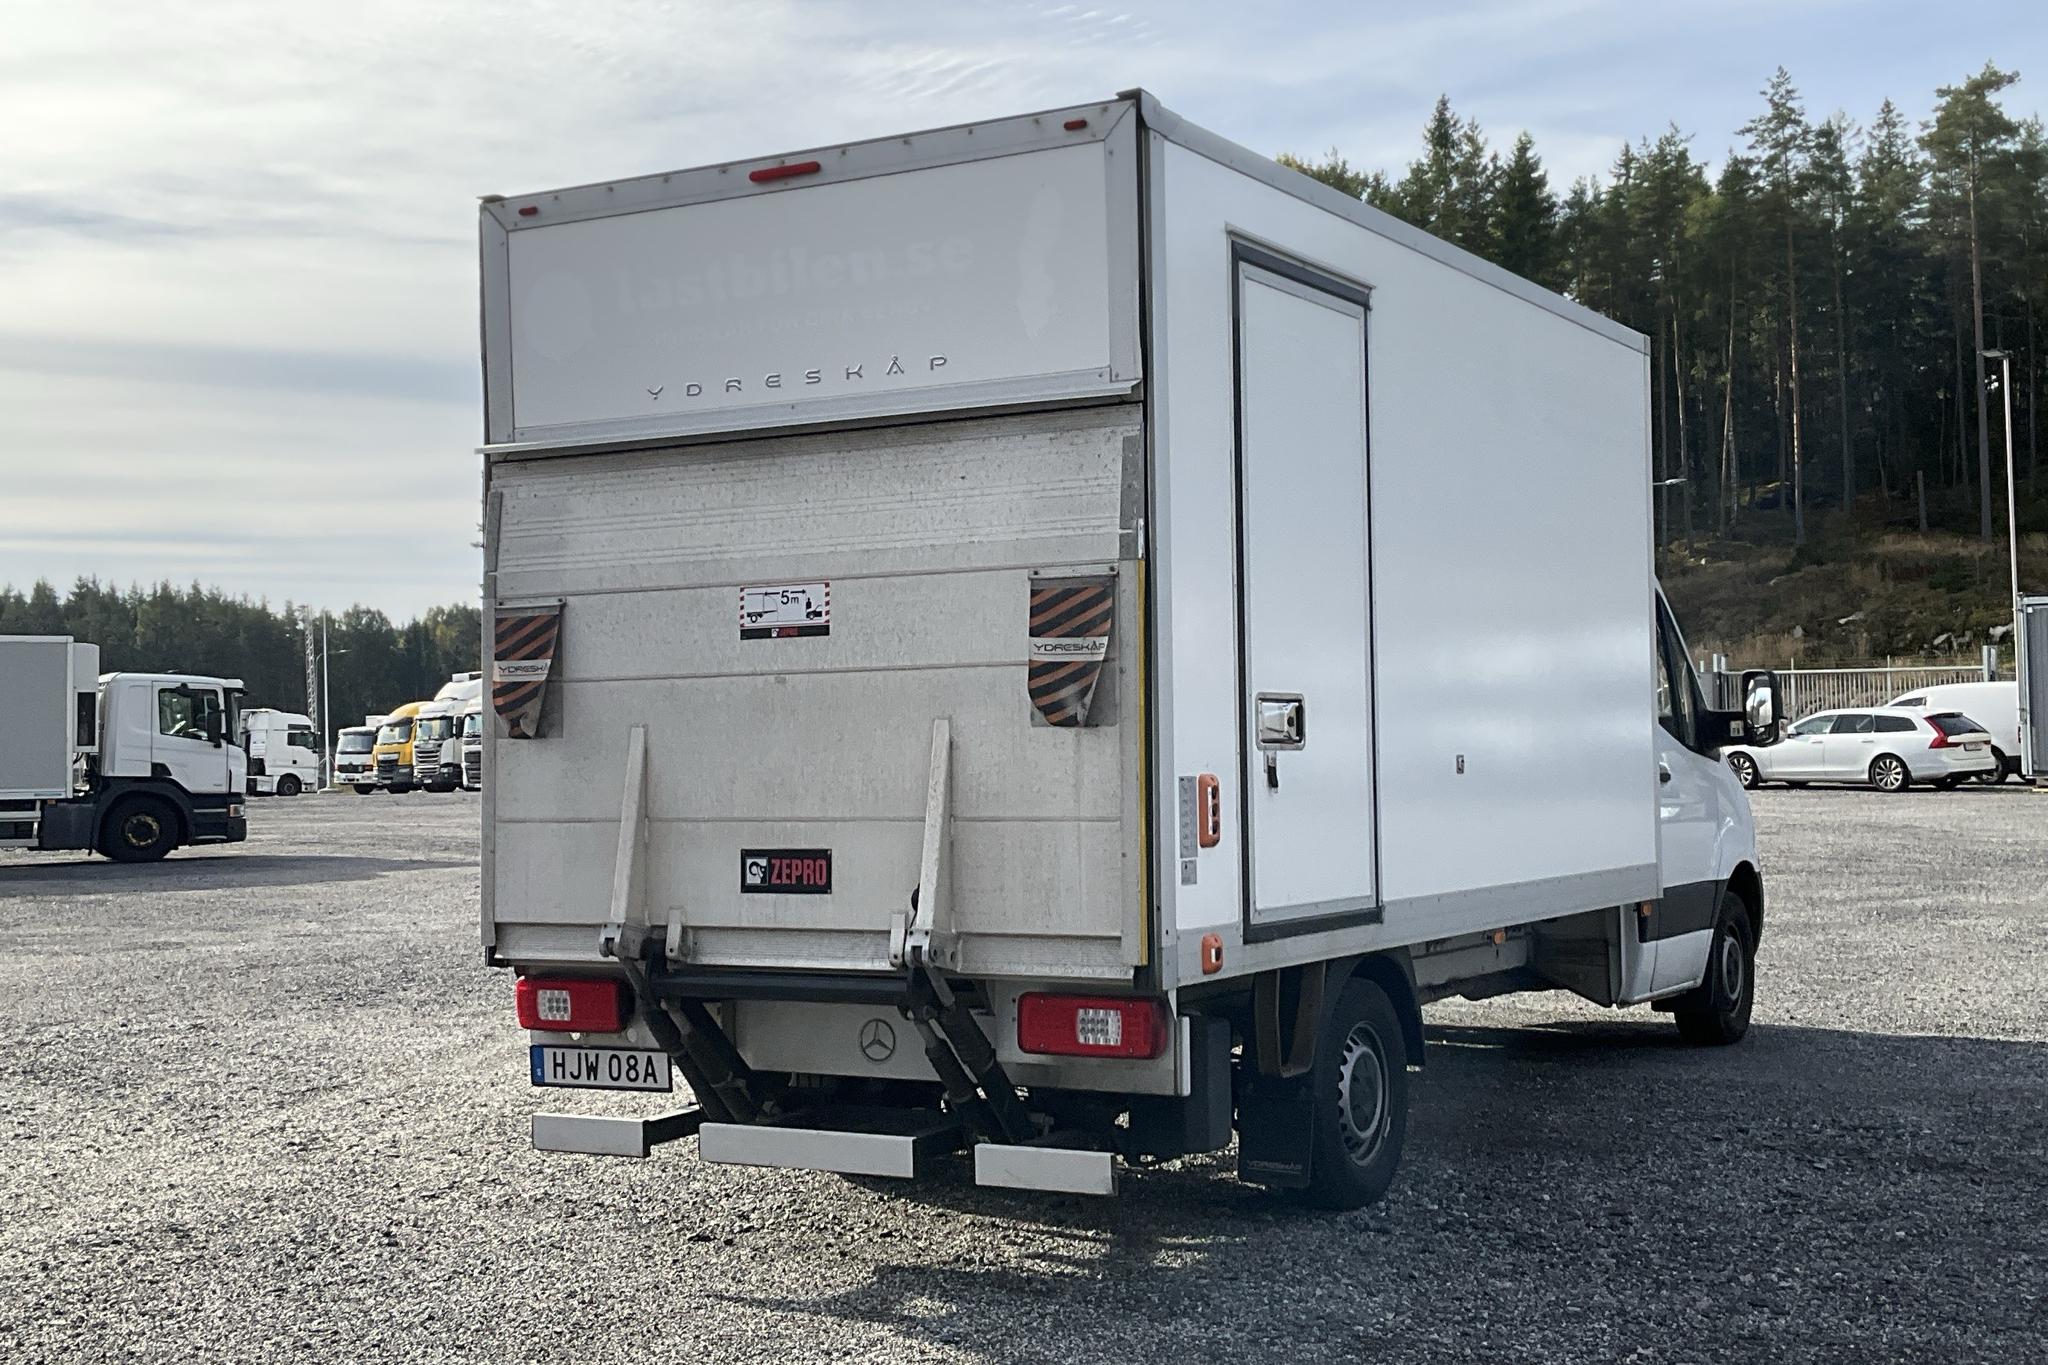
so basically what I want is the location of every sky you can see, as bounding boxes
[3,0,2043,621]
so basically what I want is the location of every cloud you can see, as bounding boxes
[2,0,2037,618]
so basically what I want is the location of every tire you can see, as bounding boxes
[1975,749,2011,785]
[1674,893,1755,1046]
[275,774,302,797]
[1933,777,1961,791]
[1287,977,1410,1211]
[101,796,178,863]
[1726,753,1760,789]
[353,784,377,795]
[1869,754,1911,793]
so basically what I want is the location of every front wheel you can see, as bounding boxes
[1287,978,1410,1211]
[1726,753,1760,789]
[1869,754,1911,793]
[1674,894,1755,1046]
[101,796,178,863]
[275,774,302,797]
[353,784,377,795]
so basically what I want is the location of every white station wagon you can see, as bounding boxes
[1723,707,1998,792]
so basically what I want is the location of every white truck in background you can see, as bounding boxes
[1,636,247,862]
[476,93,1785,1208]
[239,708,321,796]
[334,717,383,793]
[412,673,484,792]
[459,699,484,790]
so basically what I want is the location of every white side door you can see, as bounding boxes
[1819,712,1878,781]
[1235,254,1378,930]
[151,683,230,796]
[1772,713,1835,778]
[1649,597,1725,995]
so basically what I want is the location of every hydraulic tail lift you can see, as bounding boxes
[529,722,1119,1195]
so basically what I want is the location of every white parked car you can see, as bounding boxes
[1723,707,1998,792]
[1885,681,2021,783]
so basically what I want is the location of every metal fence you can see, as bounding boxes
[1702,648,2011,721]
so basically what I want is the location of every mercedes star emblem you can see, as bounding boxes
[858,1017,897,1063]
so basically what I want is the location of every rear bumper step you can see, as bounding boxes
[699,1109,960,1179]
[973,1143,1118,1196]
[532,1108,704,1158]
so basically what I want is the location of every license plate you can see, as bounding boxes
[1964,742,1986,751]
[529,1046,672,1092]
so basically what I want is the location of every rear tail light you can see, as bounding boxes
[1927,729,1950,749]
[1017,994,1168,1059]
[516,976,628,1033]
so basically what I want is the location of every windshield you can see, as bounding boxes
[460,712,482,739]
[377,720,412,746]
[338,732,374,754]
[417,717,454,742]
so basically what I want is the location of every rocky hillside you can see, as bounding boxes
[1664,510,2047,668]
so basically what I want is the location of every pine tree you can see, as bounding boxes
[1492,132,1559,285]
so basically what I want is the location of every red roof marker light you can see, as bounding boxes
[750,160,823,183]
[516,205,539,217]
[1063,118,1089,131]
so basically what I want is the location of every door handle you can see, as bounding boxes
[1658,763,1672,785]
[1255,694,1306,750]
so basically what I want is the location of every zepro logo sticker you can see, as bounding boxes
[740,848,833,895]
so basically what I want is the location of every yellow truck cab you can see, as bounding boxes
[371,701,428,791]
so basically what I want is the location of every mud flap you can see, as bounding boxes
[1235,1070,1315,1188]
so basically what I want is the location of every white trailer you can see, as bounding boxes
[1,636,248,861]
[476,92,1785,1206]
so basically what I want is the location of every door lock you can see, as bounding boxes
[1254,694,1306,750]
[1255,694,1304,793]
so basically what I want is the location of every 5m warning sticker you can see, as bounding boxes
[740,582,830,640]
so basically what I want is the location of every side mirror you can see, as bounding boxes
[1742,670,1782,746]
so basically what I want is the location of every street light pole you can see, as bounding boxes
[1985,349,2022,669]
[320,614,331,788]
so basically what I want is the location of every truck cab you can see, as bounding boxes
[1,636,247,862]
[239,708,321,797]
[459,701,483,790]
[334,722,380,793]
[412,674,483,792]
[371,702,426,791]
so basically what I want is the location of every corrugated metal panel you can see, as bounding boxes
[488,405,1144,979]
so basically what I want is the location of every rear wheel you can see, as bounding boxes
[1287,978,1409,1211]
[275,773,302,797]
[353,784,377,795]
[1674,893,1754,1046]
[1934,777,1961,791]
[1726,753,1760,789]
[1869,754,1911,793]
[101,796,177,863]
[1975,748,2011,785]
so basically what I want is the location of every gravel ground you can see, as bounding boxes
[4,785,2046,1364]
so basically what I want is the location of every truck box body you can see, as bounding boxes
[481,94,1656,1002]
[0,637,99,802]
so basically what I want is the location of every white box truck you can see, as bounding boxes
[476,93,1785,1207]
[1,636,248,862]
[239,708,321,796]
